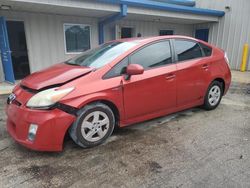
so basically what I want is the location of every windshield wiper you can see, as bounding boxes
[65,61,80,66]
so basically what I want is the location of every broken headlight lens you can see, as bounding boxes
[26,87,74,109]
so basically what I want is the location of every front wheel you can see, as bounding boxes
[69,103,115,148]
[203,81,223,111]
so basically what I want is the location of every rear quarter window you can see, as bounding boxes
[199,43,212,57]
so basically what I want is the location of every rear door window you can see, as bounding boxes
[175,40,203,62]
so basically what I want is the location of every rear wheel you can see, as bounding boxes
[69,103,115,148]
[203,81,223,110]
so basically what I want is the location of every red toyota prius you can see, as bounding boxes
[6,36,231,151]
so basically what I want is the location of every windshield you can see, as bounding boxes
[66,41,139,68]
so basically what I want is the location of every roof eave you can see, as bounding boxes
[96,0,225,17]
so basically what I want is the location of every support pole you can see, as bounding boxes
[98,4,127,44]
[240,44,249,72]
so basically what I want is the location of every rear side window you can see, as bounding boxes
[130,40,172,69]
[175,40,203,62]
[199,42,212,57]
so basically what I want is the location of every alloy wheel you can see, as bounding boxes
[81,111,110,142]
[208,85,221,106]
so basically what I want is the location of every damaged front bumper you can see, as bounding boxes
[6,102,76,152]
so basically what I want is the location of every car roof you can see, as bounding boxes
[111,35,201,44]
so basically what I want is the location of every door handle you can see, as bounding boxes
[165,74,176,80]
[202,64,209,70]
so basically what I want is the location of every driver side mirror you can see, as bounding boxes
[126,64,144,77]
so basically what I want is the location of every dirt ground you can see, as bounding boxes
[0,82,250,188]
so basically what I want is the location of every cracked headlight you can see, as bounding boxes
[26,87,74,109]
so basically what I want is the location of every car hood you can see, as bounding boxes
[21,63,93,90]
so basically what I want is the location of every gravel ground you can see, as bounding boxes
[0,82,250,188]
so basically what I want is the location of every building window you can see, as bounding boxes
[159,30,174,36]
[64,23,90,54]
[121,27,135,38]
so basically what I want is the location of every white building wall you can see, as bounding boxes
[1,10,195,74]
[2,0,246,73]
[195,0,250,70]
[0,10,99,73]
[105,19,194,42]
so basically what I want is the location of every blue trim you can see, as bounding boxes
[98,4,127,44]
[155,0,195,7]
[0,17,15,83]
[97,0,225,17]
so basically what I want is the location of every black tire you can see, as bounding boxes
[203,81,223,111]
[69,102,115,148]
